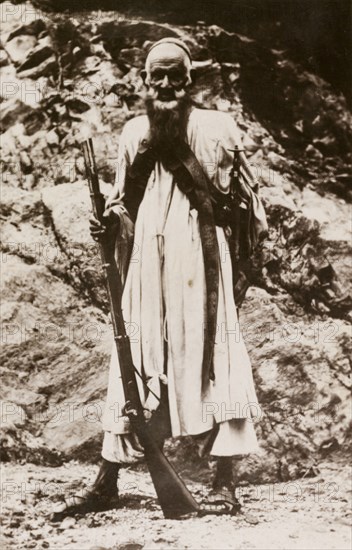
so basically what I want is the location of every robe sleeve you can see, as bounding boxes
[105,123,131,214]
[104,123,135,285]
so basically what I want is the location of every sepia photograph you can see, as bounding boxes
[0,1,351,549]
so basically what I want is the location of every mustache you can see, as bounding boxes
[144,88,187,111]
[145,87,187,100]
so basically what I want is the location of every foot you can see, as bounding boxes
[50,487,120,522]
[199,485,241,516]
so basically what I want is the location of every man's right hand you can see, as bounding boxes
[89,210,120,243]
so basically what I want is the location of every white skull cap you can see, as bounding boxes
[147,37,192,61]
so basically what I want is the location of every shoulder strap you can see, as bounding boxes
[170,141,220,391]
[123,141,157,223]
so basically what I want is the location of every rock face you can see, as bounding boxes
[0,1,351,482]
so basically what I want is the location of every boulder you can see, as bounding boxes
[0,99,36,133]
[5,35,37,64]
[118,47,145,69]
[237,286,351,480]
[98,19,181,61]
[0,2,38,43]
[298,188,352,243]
[267,151,290,171]
[6,18,47,42]
[0,252,110,462]
[17,54,57,80]
[1,401,27,429]
[41,181,110,307]
[0,49,9,67]
[305,144,323,160]
[41,400,104,461]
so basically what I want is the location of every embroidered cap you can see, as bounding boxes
[147,37,192,62]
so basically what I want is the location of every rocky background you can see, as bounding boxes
[1,0,351,485]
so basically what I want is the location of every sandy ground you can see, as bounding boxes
[1,459,351,550]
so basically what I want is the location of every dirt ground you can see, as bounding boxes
[1,459,351,550]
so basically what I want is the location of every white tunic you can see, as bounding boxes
[102,108,263,457]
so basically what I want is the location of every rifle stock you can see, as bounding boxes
[82,138,199,519]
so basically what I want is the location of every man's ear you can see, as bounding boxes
[140,69,147,83]
[190,68,196,85]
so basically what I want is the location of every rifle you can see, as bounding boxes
[82,138,199,519]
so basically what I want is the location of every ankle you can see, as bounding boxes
[212,457,234,490]
[92,459,120,496]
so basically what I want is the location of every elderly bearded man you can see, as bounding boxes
[53,37,267,519]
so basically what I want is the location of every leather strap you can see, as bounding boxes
[166,141,219,389]
[123,142,157,223]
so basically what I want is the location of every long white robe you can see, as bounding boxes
[101,108,265,459]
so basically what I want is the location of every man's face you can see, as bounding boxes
[144,45,192,109]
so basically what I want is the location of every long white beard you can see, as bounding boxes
[145,90,191,149]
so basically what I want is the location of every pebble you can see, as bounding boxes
[36,517,45,527]
[58,516,76,530]
[46,129,60,146]
[12,507,25,516]
[305,144,323,159]
[9,519,21,528]
[0,49,9,67]
[30,531,43,540]
[22,173,36,190]
[244,514,259,525]
[118,544,144,550]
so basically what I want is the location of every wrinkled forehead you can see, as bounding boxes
[145,44,191,73]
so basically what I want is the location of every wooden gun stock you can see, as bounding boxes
[82,138,199,519]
